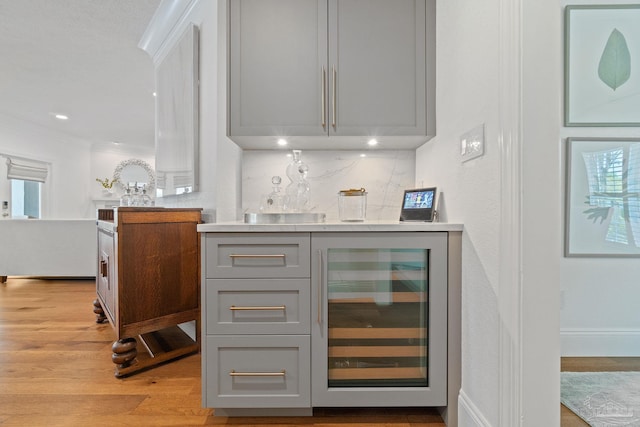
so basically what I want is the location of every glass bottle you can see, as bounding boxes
[131,185,141,206]
[141,186,152,207]
[285,150,310,212]
[2,201,9,218]
[260,176,287,213]
[120,187,132,207]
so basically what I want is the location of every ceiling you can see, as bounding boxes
[0,0,161,148]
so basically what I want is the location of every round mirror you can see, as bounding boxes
[113,159,156,193]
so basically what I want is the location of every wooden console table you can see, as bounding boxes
[94,207,202,377]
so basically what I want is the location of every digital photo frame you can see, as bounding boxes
[399,187,437,222]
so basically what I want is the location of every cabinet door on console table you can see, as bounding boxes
[95,227,115,323]
[95,207,202,377]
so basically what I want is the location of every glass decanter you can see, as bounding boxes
[285,150,310,212]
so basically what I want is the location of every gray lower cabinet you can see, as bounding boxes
[202,230,460,425]
[205,335,311,408]
[205,278,310,335]
[228,0,435,149]
[202,233,312,414]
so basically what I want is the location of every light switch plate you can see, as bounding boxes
[460,124,485,163]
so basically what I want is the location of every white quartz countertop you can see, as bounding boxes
[197,220,463,233]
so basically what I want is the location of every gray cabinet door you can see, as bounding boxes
[229,0,328,137]
[205,278,311,335]
[204,335,311,408]
[328,0,428,137]
[204,232,311,279]
[310,232,448,407]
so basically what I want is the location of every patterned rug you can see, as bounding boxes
[561,371,640,427]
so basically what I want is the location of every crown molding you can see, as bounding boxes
[138,0,198,61]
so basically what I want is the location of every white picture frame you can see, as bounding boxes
[565,5,640,126]
[565,137,640,257]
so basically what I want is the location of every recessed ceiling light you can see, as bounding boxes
[54,114,69,120]
[367,138,378,146]
[360,153,367,157]
[277,138,288,146]
[152,92,157,97]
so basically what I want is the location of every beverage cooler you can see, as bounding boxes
[311,232,448,407]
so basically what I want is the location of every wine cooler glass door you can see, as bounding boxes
[311,232,448,407]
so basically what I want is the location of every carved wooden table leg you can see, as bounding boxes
[93,299,107,324]
[112,337,138,377]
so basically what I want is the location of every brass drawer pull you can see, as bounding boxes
[100,260,108,278]
[229,305,286,311]
[229,254,286,259]
[332,65,337,129]
[321,66,326,129]
[229,369,286,377]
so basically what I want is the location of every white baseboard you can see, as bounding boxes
[458,389,493,427]
[561,328,640,356]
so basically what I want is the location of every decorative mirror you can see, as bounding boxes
[113,159,156,193]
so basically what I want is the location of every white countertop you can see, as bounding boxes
[197,220,463,233]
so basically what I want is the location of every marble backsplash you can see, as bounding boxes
[242,150,416,221]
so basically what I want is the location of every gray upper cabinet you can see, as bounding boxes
[228,0,435,150]
[229,0,327,139]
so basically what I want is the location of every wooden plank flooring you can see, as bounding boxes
[0,277,445,426]
[561,357,640,426]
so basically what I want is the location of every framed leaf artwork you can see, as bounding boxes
[565,5,640,126]
[565,137,640,257]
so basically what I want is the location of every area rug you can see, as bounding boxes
[561,371,640,427]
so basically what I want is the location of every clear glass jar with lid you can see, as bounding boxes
[338,188,367,221]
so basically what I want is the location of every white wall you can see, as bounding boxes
[416,1,502,424]
[422,1,564,425]
[0,113,92,218]
[522,0,562,425]
[0,114,155,219]
[558,0,640,357]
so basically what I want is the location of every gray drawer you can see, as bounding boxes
[206,278,310,335]
[205,233,310,278]
[204,335,310,408]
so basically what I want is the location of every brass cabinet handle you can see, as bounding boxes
[321,66,326,129]
[229,369,286,377]
[100,259,108,278]
[229,305,286,311]
[331,65,337,130]
[317,249,323,324]
[229,254,286,259]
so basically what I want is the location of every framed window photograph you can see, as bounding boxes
[565,138,640,257]
[565,5,640,126]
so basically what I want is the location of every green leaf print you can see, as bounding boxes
[598,28,631,91]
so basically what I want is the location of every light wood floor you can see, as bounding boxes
[561,357,640,426]
[0,277,445,427]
